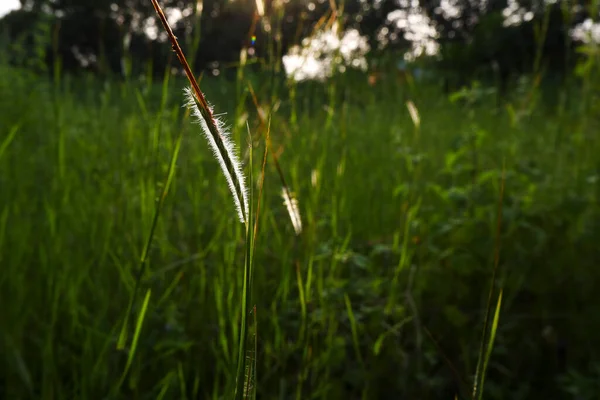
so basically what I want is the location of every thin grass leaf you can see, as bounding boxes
[344,294,365,369]
[246,83,302,235]
[251,305,258,400]
[295,261,307,343]
[0,207,8,258]
[0,125,19,161]
[235,129,255,400]
[118,134,182,351]
[472,290,503,400]
[472,163,506,400]
[423,326,469,398]
[243,309,256,400]
[483,291,503,380]
[155,372,174,400]
[116,288,152,391]
[177,362,186,399]
[241,129,269,400]
[4,335,33,396]
[253,119,269,245]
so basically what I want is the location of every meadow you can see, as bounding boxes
[0,53,599,399]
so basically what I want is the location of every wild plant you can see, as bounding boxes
[116,1,261,399]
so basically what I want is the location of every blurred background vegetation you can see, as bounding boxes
[0,0,599,399]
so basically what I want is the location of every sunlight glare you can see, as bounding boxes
[0,0,20,17]
[282,22,370,82]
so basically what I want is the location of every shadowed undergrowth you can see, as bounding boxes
[0,61,599,399]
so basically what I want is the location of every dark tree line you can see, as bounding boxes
[0,0,594,84]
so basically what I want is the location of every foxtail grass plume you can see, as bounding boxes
[149,0,248,224]
[406,100,420,128]
[281,188,302,235]
[311,169,319,188]
[149,3,255,400]
[184,87,249,223]
[254,0,265,17]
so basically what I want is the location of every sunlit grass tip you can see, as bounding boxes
[184,86,249,224]
[406,100,420,128]
[281,187,302,235]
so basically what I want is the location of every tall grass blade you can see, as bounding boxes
[246,83,302,235]
[251,305,258,400]
[117,134,182,349]
[4,335,33,396]
[243,308,257,400]
[155,371,175,400]
[241,128,269,400]
[0,207,8,261]
[472,163,506,400]
[344,294,365,369]
[253,120,270,260]
[235,128,254,400]
[483,291,503,381]
[116,288,152,391]
[473,291,503,400]
[0,125,18,161]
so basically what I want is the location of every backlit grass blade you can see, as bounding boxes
[243,127,269,400]
[472,290,503,400]
[115,288,152,392]
[0,125,19,161]
[251,305,258,400]
[484,291,503,384]
[344,293,365,370]
[472,163,506,400]
[235,127,255,400]
[246,83,302,235]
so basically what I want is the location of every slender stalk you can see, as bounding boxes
[148,3,257,399]
[235,130,254,400]
[116,133,183,391]
[246,82,302,236]
[150,0,248,224]
[472,162,506,400]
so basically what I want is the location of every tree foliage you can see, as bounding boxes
[0,0,594,81]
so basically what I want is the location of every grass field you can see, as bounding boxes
[1,59,599,400]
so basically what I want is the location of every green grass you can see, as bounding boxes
[0,60,599,400]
